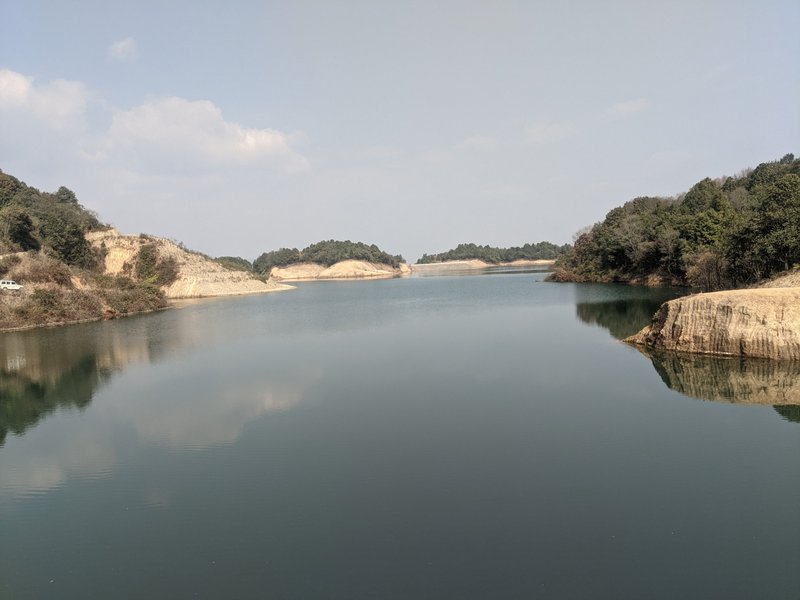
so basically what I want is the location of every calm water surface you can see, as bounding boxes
[1,271,798,599]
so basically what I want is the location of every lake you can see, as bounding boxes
[1,270,798,599]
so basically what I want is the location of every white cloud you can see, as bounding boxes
[0,69,88,131]
[107,37,139,62]
[104,96,309,172]
[0,69,309,255]
[523,120,577,144]
[605,98,649,120]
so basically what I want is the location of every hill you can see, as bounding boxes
[550,153,800,289]
[417,241,569,265]
[87,230,293,298]
[254,240,407,280]
[0,170,291,331]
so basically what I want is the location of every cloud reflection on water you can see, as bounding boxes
[0,308,318,498]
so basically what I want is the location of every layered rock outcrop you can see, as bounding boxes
[625,288,800,360]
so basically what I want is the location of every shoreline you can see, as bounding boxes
[0,283,295,334]
[165,281,296,299]
[269,260,409,282]
[0,305,174,333]
[1,259,553,333]
[411,259,555,271]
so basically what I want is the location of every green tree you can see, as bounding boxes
[753,173,800,272]
[0,170,24,207]
[55,186,78,204]
[215,256,253,272]
[39,216,93,266]
[0,205,40,250]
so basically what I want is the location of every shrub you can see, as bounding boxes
[100,283,166,315]
[8,253,73,287]
[215,256,253,272]
[0,254,21,277]
[134,243,179,286]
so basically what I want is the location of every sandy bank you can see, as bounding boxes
[270,260,409,281]
[625,288,800,360]
[411,259,555,272]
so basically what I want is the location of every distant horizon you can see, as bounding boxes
[2,1,798,261]
[1,152,794,264]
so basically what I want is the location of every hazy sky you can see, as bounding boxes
[1,1,798,261]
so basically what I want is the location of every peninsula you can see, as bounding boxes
[549,154,799,290]
[0,169,291,331]
[417,241,568,267]
[548,154,800,361]
[253,240,409,281]
[625,279,800,360]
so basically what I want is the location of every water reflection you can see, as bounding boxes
[575,299,668,340]
[774,405,800,423]
[113,373,315,450]
[411,264,552,278]
[634,348,800,421]
[573,284,684,340]
[1,336,112,446]
[573,286,800,422]
[1,317,173,446]
[0,312,318,497]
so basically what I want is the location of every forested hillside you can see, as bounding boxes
[417,241,570,264]
[550,154,800,290]
[254,240,404,275]
[0,170,167,329]
[0,170,103,267]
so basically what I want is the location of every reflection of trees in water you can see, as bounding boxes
[0,314,186,447]
[634,348,800,424]
[774,405,800,423]
[0,356,109,445]
[0,305,303,447]
[575,299,666,340]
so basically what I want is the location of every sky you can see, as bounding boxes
[1,1,798,262]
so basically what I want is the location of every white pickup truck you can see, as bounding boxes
[0,280,23,290]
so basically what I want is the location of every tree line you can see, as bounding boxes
[418,241,570,264]
[550,154,800,290]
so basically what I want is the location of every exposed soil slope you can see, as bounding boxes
[87,229,293,298]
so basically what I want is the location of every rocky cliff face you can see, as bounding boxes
[625,288,800,360]
[270,260,409,281]
[87,229,293,299]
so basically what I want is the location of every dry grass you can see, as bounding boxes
[0,256,167,330]
[6,252,73,287]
